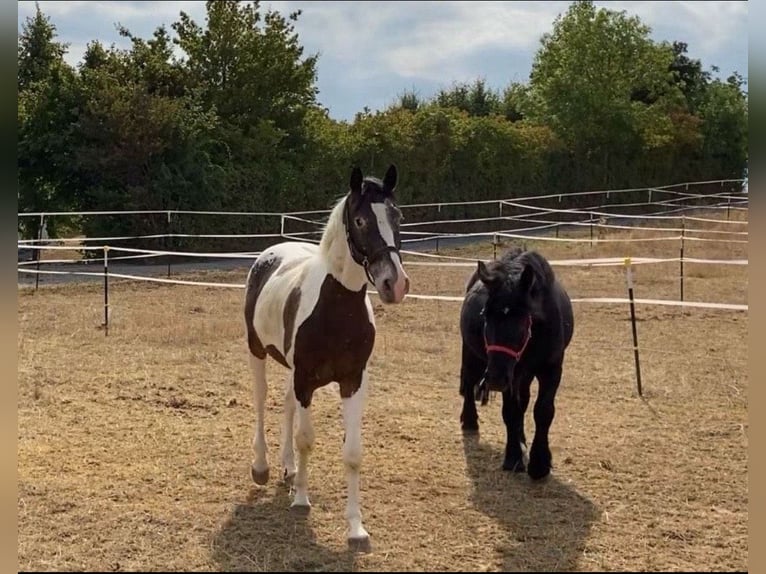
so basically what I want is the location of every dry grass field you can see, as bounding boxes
[17,210,748,571]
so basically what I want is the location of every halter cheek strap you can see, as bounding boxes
[484,314,533,359]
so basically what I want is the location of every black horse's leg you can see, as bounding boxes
[528,363,562,480]
[501,371,534,472]
[459,342,485,433]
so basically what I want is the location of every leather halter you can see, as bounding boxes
[484,313,533,359]
[343,196,401,285]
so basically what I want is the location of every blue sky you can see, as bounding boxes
[18,1,749,122]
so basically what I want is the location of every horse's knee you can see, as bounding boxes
[343,439,362,471]
[295,426,314,452]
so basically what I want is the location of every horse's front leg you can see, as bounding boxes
[459,342,485,433]
[528,363,562,480]
[501,371,533,472]
[340,370,370,547]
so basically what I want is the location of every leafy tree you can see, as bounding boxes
[435,78,501,117]
[17,2,80,238]
[527,0,683,186]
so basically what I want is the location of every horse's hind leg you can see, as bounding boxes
[459,342,485,433]
[281,373,297,484]
[501,371,534,472]
[249,354,269,485]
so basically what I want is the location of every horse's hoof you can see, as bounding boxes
[460,418,479,433]
[251,466,269,485]
[290,493,311,510]
[503,458,526,473]
[527,462,551,481]
[348,535,371,553]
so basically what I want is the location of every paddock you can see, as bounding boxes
[17,208,748,571]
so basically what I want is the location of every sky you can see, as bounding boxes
[17,1,750,122]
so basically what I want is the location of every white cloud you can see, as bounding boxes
[382,2,570,80]
[18,1,205,22]
[17,0,748,119]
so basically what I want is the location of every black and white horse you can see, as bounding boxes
[243,165,409,546]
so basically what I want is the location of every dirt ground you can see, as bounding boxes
[17,211,748,571]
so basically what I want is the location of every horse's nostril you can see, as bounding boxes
[404,277,410,293]
[383,278,392,291]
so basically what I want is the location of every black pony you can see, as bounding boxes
[459,247,574,480]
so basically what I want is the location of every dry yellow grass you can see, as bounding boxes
[17,212,748,571]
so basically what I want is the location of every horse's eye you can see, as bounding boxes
[503,307,509,315]
[354,217,365,228]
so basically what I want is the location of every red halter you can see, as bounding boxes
[484,314,533,359]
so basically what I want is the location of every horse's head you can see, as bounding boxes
[476,257,541,394]
[344,164,410,304]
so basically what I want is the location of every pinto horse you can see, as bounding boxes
[459,247,574,480]
[243,165,410,546]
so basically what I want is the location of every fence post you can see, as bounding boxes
[103,246,110,337]
[166,211,172,278]
[35,213,45,290]
[493,234,498,260]
[624,257,642,397]
[680,216,685,301]
[589,214,594,247]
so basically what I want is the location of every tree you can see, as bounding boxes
[666,41,711,112]
[17,2,80,238]
[171,1,321,212]
[697,77,748,178]
[527,0,682,186]
[435,78,501,117]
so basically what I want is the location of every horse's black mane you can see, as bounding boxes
[466,247,556,293]
[503,248,556,288]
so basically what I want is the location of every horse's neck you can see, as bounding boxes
[319,211,368,293]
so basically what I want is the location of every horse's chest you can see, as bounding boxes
[293,274,375,387]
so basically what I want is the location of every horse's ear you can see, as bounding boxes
[350,166,363,195]
[477,260,500,289]
[383,164,398,193]
[520,264,536,294]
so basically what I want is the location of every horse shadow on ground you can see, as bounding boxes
[211,483,357,572]
[462,433,600,572]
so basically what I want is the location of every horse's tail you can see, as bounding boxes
[244,267,262,358]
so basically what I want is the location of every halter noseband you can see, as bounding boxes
[343,196,401,284]
[484,313,533,359]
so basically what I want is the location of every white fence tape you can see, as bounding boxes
[500,199,748,223]
[18,267,747,312]
[18,178,745,219]
[399,292,747,311]
[400,256,747,268]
